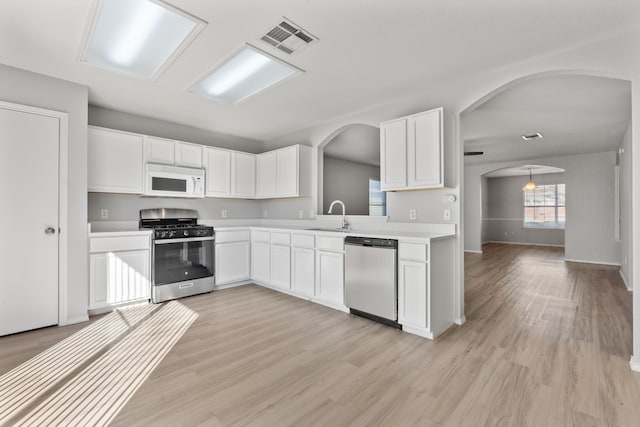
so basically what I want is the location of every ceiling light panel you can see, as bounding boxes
[189,45,303,104]
[81,0,205,80]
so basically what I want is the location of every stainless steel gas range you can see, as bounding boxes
[139,208,214,303]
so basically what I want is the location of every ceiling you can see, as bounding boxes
[483,165,564,178]
[1,1,639,142]
[323,124,380,166]
[463,75,631,165]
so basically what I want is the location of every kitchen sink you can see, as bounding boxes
[305,228,350,233]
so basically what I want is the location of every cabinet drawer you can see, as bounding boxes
[252,230,270,243]
[399,243,428,261]
[270,232,291,246]
[292,233,315,249]
[90,235,150,253]
[215,229,250,243]
[317,235,344,252]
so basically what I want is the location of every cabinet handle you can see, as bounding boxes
[44,227,56,235]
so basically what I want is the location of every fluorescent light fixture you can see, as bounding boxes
[190,44,303,104]
[81,0,205,80]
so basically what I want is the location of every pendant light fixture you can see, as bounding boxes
[523,168,537,191]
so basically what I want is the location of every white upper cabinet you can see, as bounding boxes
[380,107,444,191]
[380,119,407,190]
[175,141,203,168]
[88,126,144,194]
[231,151,256,198]
[256,151,277,198]
[203,147,231,197]
[255,145,311,199]
[144,136,174,165]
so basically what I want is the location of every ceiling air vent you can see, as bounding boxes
[521,132,543,141]
[260,18,317,55]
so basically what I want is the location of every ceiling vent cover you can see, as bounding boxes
[260,18,317,55]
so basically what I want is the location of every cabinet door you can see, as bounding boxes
[407,108,443,188]
[251,241,270,284]
[144,136,174,165]
[203,147,231,197]
[316,251,344,305]
[270,244,291,289]
[175,141,203,168]
[276,146,298,197]
[398,260,428,328]
[88,127,144,194]
[292,247,315,297]
[256,151,277,198]
[231,152,256,198]
[89,250,150,310]
[380,119,407,190]
[215,241,250,284]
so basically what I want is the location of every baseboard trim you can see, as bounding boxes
[401,324,434,340]
[214,280,252,290]
[484,241,565,248]
[454,316,466,326]
[60,314,89,326]
[619,270,632,292]
[630,356,640,372]
[464,250,483,254]
[311,298,350,313]
[564,258,621,267]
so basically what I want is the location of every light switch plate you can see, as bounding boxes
[221,209,228,218]
[443,209,451,221]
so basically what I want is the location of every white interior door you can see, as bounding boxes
[0,104,59,336]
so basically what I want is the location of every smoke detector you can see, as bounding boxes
[260,18,317,55]
[521,132,543,141]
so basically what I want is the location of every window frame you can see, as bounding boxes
[368,178,387,216]
[523,183,565,229]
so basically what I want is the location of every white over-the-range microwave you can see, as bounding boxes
[144,164,205,198]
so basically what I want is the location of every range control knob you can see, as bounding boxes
[183,230,190,237]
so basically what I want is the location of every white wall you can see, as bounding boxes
[466,152,619,264]
[620,123,633,290]
[484,173,565,246]
[323,156,379,216]
[0,64,88,323]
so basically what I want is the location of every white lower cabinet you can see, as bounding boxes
[251,241,270,284]
[216,241,250,285]
[270,244,291,289]
[89,233,151,313]
[316,250,344,307]
[398,260,428,329]
[291,247,315,297]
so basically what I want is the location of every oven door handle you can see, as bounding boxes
[154,236,215,244]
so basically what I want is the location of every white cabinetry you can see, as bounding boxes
[215,229,251,285]
[398,238,454,339]
[203,147,231,197]
[175,141,203,168]
[231,151,256,198]
[88,126,144,194]
[270,233,291,290]
[255,145,311,198]
[89,233,151,313]
[380,107,443,191]
[251,231,270,284]
[315,235,345,308]
[256,151,277,198]
[291,233,315,297]
[144,136,174,165]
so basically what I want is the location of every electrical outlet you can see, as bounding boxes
[221,209,228,218]
[409,209,416,220]
[298,210,304,219]
[263,210,268,218]
[100,209,108,219]
[443,209,451,221]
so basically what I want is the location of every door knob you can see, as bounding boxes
[45,227,56,235]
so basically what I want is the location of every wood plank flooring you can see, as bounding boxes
[1,242,639,426]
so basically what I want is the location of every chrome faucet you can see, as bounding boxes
[328,200,349,230]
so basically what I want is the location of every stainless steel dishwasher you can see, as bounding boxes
[344,236,399,327]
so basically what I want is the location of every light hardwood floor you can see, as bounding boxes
[1,243,639,426]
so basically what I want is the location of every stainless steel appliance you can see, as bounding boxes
[344,236,399,327]
[144,164,205,198]
[140,208,214,303]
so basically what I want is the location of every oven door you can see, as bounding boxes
[153,237,214,286]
